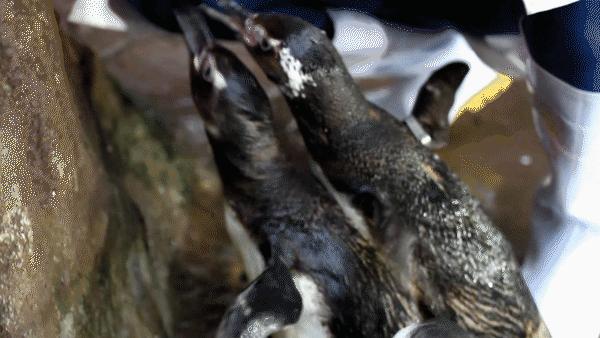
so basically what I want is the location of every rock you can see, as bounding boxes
[0,1,240,337]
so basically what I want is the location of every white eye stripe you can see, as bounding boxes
[213,70,228,90]
[194,52,228,90]
[193,54,202,72]
[278,47,316,98]
[193,49,209,71]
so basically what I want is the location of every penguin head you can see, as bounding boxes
[189,45,274,141]
[176,4,288,189]
[175,5,273,141]
[202,2,339,99]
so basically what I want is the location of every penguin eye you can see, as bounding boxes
[202,62,213,82]
[259,38,272,52]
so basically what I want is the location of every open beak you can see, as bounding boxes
[200,1,271,49]
[199,4,244,35]
[173,4,215,56]
[217,0,253,19]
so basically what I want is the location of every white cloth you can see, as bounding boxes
[522,0,579,15]
[526,60,600,229]
[329,9,501,122]
[68,0,128,31]
[522,60,600,338]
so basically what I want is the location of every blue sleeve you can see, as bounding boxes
[203,0,525,36]
[523,1,600,92]
[203,0,336,32]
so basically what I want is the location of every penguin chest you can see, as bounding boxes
[276,274,333,338]
[223,205,333,337]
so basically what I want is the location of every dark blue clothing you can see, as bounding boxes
[200,1,598,91]
[202,0,526,35]
[523,1,600,92]
[130,0,599,91]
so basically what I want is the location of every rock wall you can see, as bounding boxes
[0,1,240,337]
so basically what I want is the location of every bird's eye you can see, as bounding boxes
[259,38,272,51]
[202,62,213,82]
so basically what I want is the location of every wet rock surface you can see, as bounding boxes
[1,1,241,337]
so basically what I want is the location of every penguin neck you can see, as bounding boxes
[286,64,371,131]
[207,128,291,202]
[281,65,374,163]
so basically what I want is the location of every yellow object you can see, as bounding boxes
[454,73,513,121]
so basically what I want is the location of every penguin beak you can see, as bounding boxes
[216,0,252,20]
[201,2,275,50]
[174,4,215,56]
[199,4,245,36]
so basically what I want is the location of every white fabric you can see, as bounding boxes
[522,0,579,15]
[523,207,600,338]
[68,0,128,31]
[522,59,600,338]
[527,60,600,228]
[466,34,527,77]
[329,9,499,122]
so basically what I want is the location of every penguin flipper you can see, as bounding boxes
[411,62,469,148]
[393,320,475,338]
[216,260,302,338]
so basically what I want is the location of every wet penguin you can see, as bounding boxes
[204,3,550,338]
[410,62,470,149]
[172,6,446,337]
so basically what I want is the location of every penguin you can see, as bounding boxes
[202,3,551,338]
[174,6,429,337]
[393,320,475,338]
[411,62,470,149]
